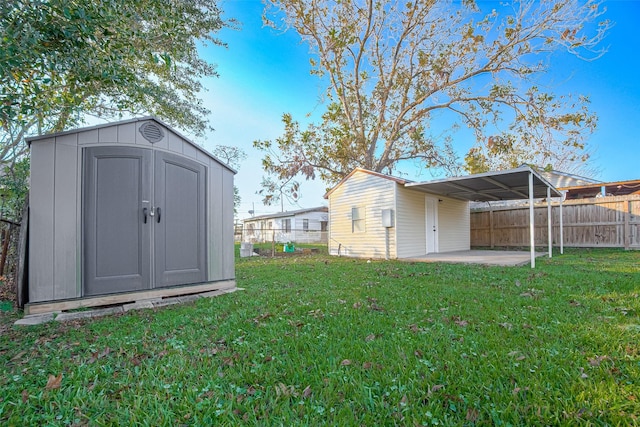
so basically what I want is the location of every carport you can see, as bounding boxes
[405,166,563,268]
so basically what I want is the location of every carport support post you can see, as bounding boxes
[529,172,535,268]
[547,186,552,258]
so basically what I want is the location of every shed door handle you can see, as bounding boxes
[143,207,148,224]
[156,207,161,223]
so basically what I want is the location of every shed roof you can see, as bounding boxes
[404,166,560,201]
[26,116,236,174]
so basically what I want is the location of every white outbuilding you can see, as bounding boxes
[325,166,562,267]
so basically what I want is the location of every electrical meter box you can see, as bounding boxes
[381,209,394,228]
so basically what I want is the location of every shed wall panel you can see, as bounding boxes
[78,129,99,145]
[29,140,56,302]
[196,148,210,164]
[117,123,136,142]
[182,140,198,160]
[98,125,118,143]
[328,171,396,258]
[221,168,235,279]
[168,132,183,154]
[53,140,80,299]
[208,162,223,280]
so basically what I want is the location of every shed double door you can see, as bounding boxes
[83,146,206,297]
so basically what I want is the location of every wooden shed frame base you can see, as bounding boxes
[24,280,236,315]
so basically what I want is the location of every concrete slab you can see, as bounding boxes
[55,306,123,322]
[14,312,57,325]
[402,250,546,267]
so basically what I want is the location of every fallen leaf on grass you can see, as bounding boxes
[513,386,530,395]
[569,300,581,307]
[454,319,469,327]
[340,359,352,366]
[353,302,362,309]
[288,320,304,328]
[399,394,408,407]
[588,355,610,366]
[302,385,312,398]
[579,367,588,379]
[275,383,296,397]
[499,322,513,330]
[252,312,272,323]
[45,373,62,390]
[11,351,27,362]
[466,407,479,422]
[429,384,445,395]
[363,362,372,369]
[369,302,384,312]
[365,333,376,342]
[308,309,324,318]
[21,390,28,403]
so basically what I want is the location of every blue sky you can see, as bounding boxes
[198,0,640,219]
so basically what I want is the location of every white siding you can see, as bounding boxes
[395,188,470,256]
[395,188,427,258]
[438,197,470,252]
[328,171,397,259]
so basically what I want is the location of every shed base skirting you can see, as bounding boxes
[23,280,236,316]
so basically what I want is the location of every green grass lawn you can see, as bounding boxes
[1,248,639,425]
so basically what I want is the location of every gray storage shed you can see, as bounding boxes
[25,117,236,314]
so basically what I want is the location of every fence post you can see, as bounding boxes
[489,208,494,248]
[624,200,630,250]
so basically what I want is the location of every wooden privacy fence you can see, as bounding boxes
[470,195,640,249]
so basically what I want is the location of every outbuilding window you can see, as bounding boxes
[352,207,365,233]
[303,219,309,232]
[283,218,292,233]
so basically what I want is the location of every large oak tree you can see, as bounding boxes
[1,0,229,164]
[255,0,610,198]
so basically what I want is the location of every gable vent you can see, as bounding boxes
[139,122,164,143]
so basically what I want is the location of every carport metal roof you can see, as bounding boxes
[404,166,561,202]
[404,165,564,269]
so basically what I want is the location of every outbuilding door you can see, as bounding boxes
[425,197,439,254]
[83,147,206,297]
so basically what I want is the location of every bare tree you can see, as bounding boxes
[255,0,610,194]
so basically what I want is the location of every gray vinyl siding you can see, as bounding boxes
[328,171,397,259]
[28,118,234,304]
[395,188,427,258]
